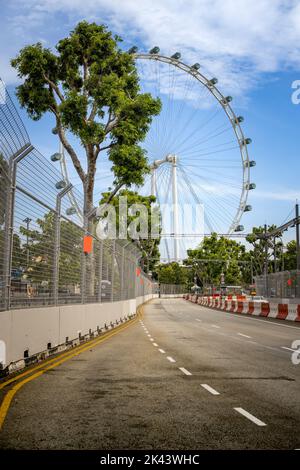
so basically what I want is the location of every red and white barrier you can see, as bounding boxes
[184,295,300,322]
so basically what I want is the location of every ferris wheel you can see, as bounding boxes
[51,47,256,262]
[132,47,255,261]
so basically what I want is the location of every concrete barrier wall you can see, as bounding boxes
[0,294,157,370]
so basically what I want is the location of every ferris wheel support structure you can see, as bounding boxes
[151,154,179,260]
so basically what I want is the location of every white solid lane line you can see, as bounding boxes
[153,343,158,347]
[234,407,267,427]
[159,349,165,354]
[196,303,300,330]
[223,311,300,330]
[179,367,192,376]
[237,333,252,339]
[201,384,220,395]
[167,356,176,363]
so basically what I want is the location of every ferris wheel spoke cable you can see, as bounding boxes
[163,65,178,150]
[177,123,234,155]
[178,164,235,229]
[186,166,243,188]
[177,165,220,233]
[173,107,224,154]
[167,87,212,152]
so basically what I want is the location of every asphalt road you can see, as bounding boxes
[0,298,300,450]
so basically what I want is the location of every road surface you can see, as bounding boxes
[0,298,300,449]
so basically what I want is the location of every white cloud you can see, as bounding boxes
[3,0,300,97]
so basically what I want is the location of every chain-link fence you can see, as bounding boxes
[0,78,153,311]
[159,283,187,296]
[255,270,300,299]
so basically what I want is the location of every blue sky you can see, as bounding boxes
[1,0,300,249]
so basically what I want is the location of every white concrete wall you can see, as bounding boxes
[0,294,157,369]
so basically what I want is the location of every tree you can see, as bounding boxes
[246,225,283,275]
[99,189,161,272]
[157,262,189,286]
[20,212,82,290]
[11,21,161,222]
[283,240,297,271]
[185,233,247,286]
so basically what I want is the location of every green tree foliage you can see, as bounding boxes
[100,189,161,272]
[185,233,247,286]
[246,225,283,274]
[283,240,297,271]
[20,212,82,289]
[11,21,161,213]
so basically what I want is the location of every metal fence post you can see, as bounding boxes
[3,144,34,311]
[53,183,73,306]
[98,240,103,302]
[111,240,116,302]
[120,241,130,301]
[81,206,96,304]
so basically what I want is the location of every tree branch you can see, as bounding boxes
[88,101,98,121]
[43,74,64,102]
[100,142,115,152]
[105,181,124,204]
[55,115,86,183]
[105,112,119,134]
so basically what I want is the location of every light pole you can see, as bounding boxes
[296,202,300,271]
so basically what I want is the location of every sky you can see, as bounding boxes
[0,0,300,252]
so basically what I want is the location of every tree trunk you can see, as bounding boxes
[84,151,96,301]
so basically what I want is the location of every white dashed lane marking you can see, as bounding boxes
[167,356,176,363]
[210,324,220,329]
[153,343,158,347]
[179,367,192,376]
[195,318,202,322]
[201,384,220,395]
[237,333,252,339]
[234,407,267,427]
[150,338,154,342]
[159,349,165,354]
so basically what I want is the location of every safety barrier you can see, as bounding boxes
[183,294,300,322]
[0,294,158,373]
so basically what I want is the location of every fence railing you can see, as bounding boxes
[159,283,187,296]
[0,78,153,311]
